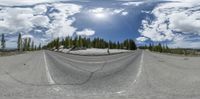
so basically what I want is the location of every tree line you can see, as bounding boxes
[1,34,6,50]
[17,33,42,51]
[139,43,170,53]
[44,36,137,50]
[139,43,198,55]
[0,33,41,51]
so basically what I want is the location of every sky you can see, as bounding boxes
[0,0,200,48]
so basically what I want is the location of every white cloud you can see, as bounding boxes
[76,29,95,36]
[139,0,200,48]
[136,37,148,42]
[89,8,104,13]
[121,12,128,16]
[0,3,81,37]
[46,3,82,38]
[141,10,150,14]
[0,7,34,34]
[122,2,144,6]
[22,34,34,39]
[31,15,49,27]
[113,9,124,14]
[46,18,77,38]
[52,3,82,16]
[0,0,51,6]
[33,5,47,15]
[169,37,200,48]
[0,6,50,34]
[0,3,82,48]
[89,7,124,15]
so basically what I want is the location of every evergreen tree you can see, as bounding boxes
[108,40,112,49]
[55,38,60,50]
[23,38,27,51]
[166,44,170,53]
[35,45,37,51]
[149,43,152,51]
[31,41,34,51]
[158,43,162,52]
[17,33,22,51]
[79,36,83,47]
[64,36,69,48]
[73,36,78,47]
[87,38,91,48]
[61,38,65,46]
[38,43,42,50]
[1,34,6,49]
[45,37,137,50]
[27,38,31,51]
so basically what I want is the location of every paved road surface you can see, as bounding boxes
[0,50,200,99]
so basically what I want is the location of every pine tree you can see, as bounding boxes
[45,37,138,50]
[166,44,170,53]
[73,36,78,47]
[31,41,34,51]
[23,38,27,51]
[79,36,83,48]
[108,40,112,49]
[35,45,37,51]
[27,38,31,51]
[87,38,91,48]
[61,38,65,46]
[1,34,6,50]
[64,36,69,48]
[117,42,120,49]
[17,33,22,51]
[55,38,60,50]
[158,43,162,52]
[149,43,152,51]
[38,43,42,50]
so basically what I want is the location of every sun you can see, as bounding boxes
[94,13,107,19]
[89,8,109,20]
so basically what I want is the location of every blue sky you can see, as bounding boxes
[0,0,200,48]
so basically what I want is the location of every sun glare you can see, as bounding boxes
[93,13,108,19]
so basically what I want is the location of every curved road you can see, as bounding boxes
[0,50,200,99]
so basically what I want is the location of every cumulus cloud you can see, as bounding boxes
[0,3,82,48]
[0,0,51,6]
[1,3,81,37]
[31,15,49,27]
[33,5,47,15]
[88,7,124,15]
[122,2,144,6]
[121,11,128,16]
[0,6,51,35]
[139,0,200,48]
[136,37,148,42]
[76,29,95,36]
[0,8,34,34]
[46,3,82,38]
[22,34,34,39]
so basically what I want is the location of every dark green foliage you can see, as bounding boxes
[55,38,60,50]
[139,43,198,55]
[45,36,137,50]
[38,43,42,50]
[21,37,39,51]
[1,34,6,49]
[31,41,34,51]
[17,33,22,51]
[23,38,31,51]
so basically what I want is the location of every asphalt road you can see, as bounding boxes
[0,50,200,99]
